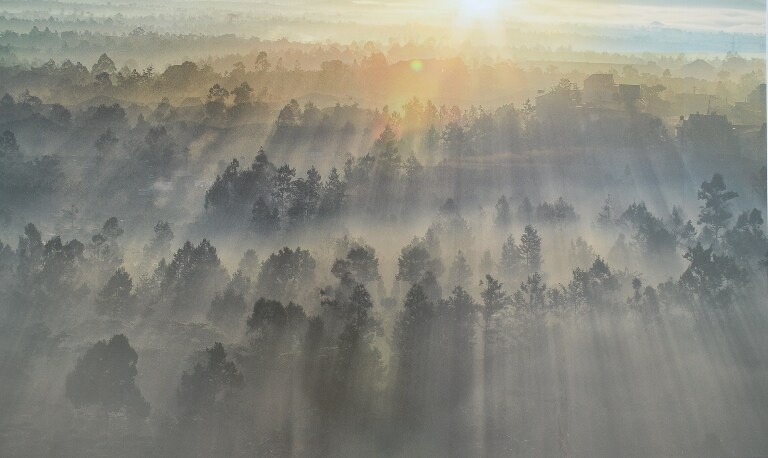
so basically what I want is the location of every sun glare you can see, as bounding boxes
[458,0,502,21]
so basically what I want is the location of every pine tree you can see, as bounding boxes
[448,250,473,290]
[393,283,434,420]
[698,173,738,243]
[499,235,522,278]
[177,342,242,419]
[478,249,494,276]
[318,167,346,219]
[494,195,511,228]
[520,224,542,274]
[480,274,509,325]
[65,334,149,419]
[96,267,135,316]
[596,196,612,228]
[518,196,533,223]
[251,197,280,234]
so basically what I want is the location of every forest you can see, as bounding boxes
[0,1,767,457]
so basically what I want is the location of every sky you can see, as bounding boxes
[519,0,766,34]
[3,0,765,34]
[330,0,767,34]
[0,0,763,54]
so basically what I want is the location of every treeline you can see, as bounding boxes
[1,170,767,455]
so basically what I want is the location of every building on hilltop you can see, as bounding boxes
[583,74,616,106]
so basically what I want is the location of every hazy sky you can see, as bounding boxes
[3,0,764,34]
[343,0,768,34]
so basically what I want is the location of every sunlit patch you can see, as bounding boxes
[410,59,424,72]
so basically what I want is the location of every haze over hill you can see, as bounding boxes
[0,0,766,457]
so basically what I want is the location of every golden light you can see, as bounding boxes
[458,0,502,22]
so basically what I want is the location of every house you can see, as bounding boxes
[670,93,713,116]
[583,74,617,106]
[618,84,641,104]
[535,89,577,118]
[680,59,716,79]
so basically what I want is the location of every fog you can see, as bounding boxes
[0,1,767,457]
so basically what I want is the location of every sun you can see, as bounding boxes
[458,0,503,22]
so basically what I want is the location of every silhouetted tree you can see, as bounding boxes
[499,234,522,279]
[91,53,116,75]
[520,225,542,274]
[232,82,254,105]
[723,209,767,265]
[96,267,136,317]
[256,247,316,303]
[698,173,738,244]
[669,206,697,248]
[247,297,289,345]
[208,287,247,328]
[144,220,174,257]
[478,249,494,276]
[65,334,149,420]
[393,284,434,423]
[439,286,478,405]
[619,202,676,255]
[341,244,381,284]
[318,167,346,219]
[680,243,748,308]
[536,197,578,225]
[331,284,382,418]
[163,239,228,312]
[495,195,511,228]
[569,237,596,268]
[515,272,547,314]
[287,166,322,226]
[758,251,768,286]
[568,257,620,310]
[254,51,271,72]
[396,237,444,283]
[596,196,613,229]
[95,129,118,156]
[481,274,509,328]
[448,250,473,290]
[238,249,260,279]
[251,197,280,234]
[178,342,242,420]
